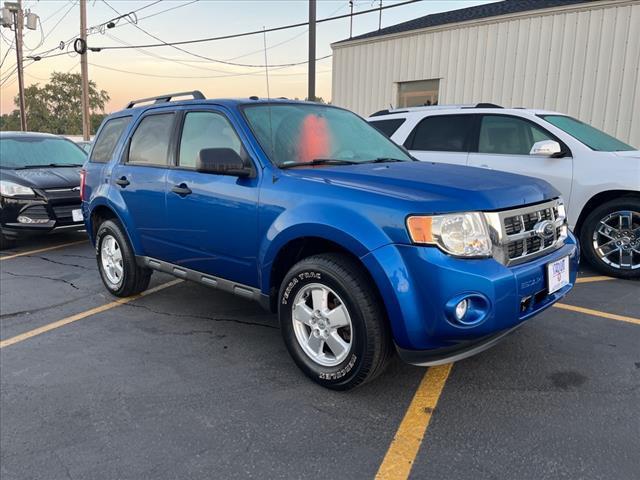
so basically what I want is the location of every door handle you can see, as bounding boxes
[115,176,130,187]
[171,183,192,196]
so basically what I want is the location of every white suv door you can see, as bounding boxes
[404,114,473,166]
[467,114,573,204]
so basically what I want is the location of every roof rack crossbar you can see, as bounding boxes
[126,90,206,109]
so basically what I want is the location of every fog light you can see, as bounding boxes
[17,216,49,224]
[455,299,468,320]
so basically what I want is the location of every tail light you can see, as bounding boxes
[79,169,86,201]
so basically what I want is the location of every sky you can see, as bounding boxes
[0,0,492,114]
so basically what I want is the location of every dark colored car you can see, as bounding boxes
[0,131,87,248]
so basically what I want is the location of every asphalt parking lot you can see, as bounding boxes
[1,233,638,480]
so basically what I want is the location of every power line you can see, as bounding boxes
[100,0,328,69]
[88,59,332,80]
[89,0,422,51]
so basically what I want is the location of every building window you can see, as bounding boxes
[397,79,440,108]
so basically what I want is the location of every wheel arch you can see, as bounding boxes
[87,200,141,254]
[264,233,386,315]
[574,190,640,237]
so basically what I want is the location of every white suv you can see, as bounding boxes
[368,105,640,278]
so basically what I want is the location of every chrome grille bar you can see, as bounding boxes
[483,198,567,266]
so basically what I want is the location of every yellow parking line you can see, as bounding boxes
[0,279,183,349]
[575,276,614,284]
[376,364,453,480]
[0,240,88,261]
[553,303,640,326]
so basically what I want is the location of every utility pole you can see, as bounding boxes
[307,0,316,102]
[378,0,383,30]
[349,1,353,38]
[79,0,90,140]
[3,1,28,130]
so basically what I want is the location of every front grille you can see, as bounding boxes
[484,199,567,266]
[52,203,81,223]
[43,188,80,201]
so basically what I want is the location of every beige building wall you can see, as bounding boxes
[331,0,640,147]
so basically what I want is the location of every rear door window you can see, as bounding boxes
[369,118,406,138]
[90,116,131,163]
[128,113,175,166]
[406,115,474,152]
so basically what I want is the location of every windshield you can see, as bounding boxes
[243,103,412,167]
[0,136,87,169]
[540,115,636,152]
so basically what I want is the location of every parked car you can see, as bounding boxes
[0,131,86,249]
[82,92,578,390]
[368,105,640,278]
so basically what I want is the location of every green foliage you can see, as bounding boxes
[0,72,109,135]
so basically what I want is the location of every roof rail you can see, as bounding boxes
[126,90,206,109]
[472,102,502,108]
[370,109,408,117]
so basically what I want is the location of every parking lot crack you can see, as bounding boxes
[2,271,80,290]
[26,255,89,269]
[122,302,278,329]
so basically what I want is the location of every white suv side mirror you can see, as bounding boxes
[530,140,562,156]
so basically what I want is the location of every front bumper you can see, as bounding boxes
[0,195,84,239]
[361,233,579,359]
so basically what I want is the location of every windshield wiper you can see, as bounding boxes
[361,157,407,164]
[15,163,83,169]
[280,158,358,169]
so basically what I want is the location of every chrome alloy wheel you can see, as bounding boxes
[291,283,353,367]
[101,234,124,285]
[593,210,640,270]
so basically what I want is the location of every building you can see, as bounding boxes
[331,0,640,147]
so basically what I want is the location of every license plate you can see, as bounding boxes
[547,256,570,294]
[72,208,83,222]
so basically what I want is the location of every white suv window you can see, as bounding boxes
[478,115,553,155]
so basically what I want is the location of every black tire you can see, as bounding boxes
[95,219,152,297]
[579,197,640,279]
[278,253,392,390]
[0,232,16,250]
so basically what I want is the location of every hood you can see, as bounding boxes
[283,161,560,212]
[1,166,82,190]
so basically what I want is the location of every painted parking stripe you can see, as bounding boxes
[0,240,88,261]
[0,279,183,349]
[376,364,453,480]
[553,303,640,326]
[575,276,615,284]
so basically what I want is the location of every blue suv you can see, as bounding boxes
[82,91,578,390]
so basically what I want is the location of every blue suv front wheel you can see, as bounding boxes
[278,253,392,390]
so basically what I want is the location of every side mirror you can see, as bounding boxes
[530,140,562,157]
[196,148,253,177]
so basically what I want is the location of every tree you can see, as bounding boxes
[1,72,109,135]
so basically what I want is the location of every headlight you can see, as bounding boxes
[0,180,35,197]
[407,212,492,257]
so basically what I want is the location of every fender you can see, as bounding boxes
[258,202,394,294]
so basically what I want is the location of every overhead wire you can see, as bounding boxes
[100,0,329,69]
[88,0,422,51]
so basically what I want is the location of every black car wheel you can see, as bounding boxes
[580,197,640,279]
[0,232,16,250]
[278,253,392,390]
[96,219,152,297]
